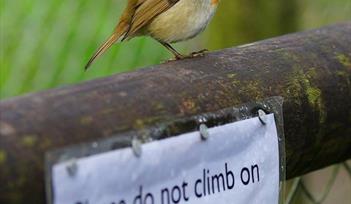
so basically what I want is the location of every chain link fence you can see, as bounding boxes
[285,161,351,204]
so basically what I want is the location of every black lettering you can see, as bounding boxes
[241,167,250,185]
[134,186,143,204]
[203,169,206,196]
[211,173,225,193]
[225,163,235,189]
[195,179,202,198]
[171,186,181,203]
[207,169,211,195]
[75,201,88,204]
[144,193,154,204]
[251,164,260,183]
[161,188,170,204]
[182,182,189,201]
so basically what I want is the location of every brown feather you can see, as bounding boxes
[85,0,179,69]
[85,33,119,70]
[124,0,179,39]
[85,0,139,70]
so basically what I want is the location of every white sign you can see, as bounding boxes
[52,114,280,204]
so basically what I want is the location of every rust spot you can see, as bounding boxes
[0,150,6,165]
[118,91,128,97]
[0,122,15,136]
[21,135,38,147]
[134,119,145,129]
[80,116,93,125]
[179,98,197,114]
[211,0,219,6]
[336,53,351,69]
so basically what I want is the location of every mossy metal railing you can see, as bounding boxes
[1,23,351,204]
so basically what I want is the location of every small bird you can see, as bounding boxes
[85,0,220,70]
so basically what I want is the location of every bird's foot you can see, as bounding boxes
[190,49,208,57]
[163,53,186,63]
[163,49,208,63]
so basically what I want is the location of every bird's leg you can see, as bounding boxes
[158,41,185,60]
[158,40,208,62]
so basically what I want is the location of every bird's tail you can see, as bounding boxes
[84,0,139,70]
[85,31,123,70]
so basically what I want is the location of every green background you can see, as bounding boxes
[1,0,350,99]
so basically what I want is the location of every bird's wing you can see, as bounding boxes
[85,0,179,69]
[124,0,179,39]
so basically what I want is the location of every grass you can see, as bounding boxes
[0,0,350,99]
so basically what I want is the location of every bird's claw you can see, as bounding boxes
[163,49,209,63]
[191,49,208,57]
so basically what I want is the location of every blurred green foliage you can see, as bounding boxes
[0,0,350,99]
